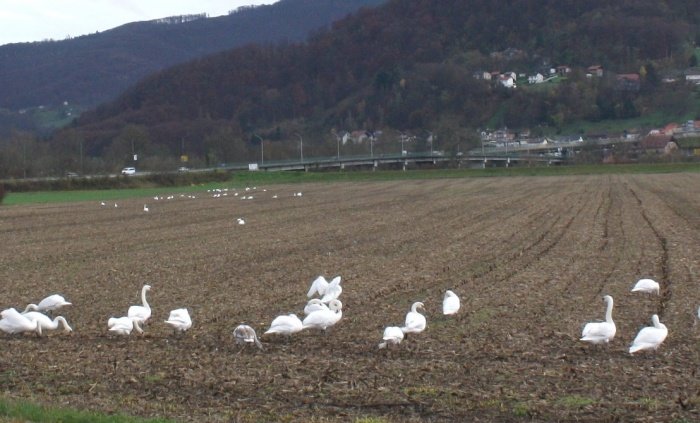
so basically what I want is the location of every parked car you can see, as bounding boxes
[121,167,136,175]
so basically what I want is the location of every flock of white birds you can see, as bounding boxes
[0,274,462,352]
[2,276,698,356]
[580,278,696,354]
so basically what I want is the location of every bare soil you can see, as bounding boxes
[0,174,699,422]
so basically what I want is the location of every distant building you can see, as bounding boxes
[616,73,640,91]
[587,65,604,77]
[528,73,544,84]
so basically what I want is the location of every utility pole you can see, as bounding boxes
[253,133,264,164]
[295,133,303,162]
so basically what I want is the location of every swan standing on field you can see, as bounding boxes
[23,294,72,314]
[378,326,404,349]
[631,278,660,295]
[233,324,263,349]
[442,290,460,315]
[580,295,616,344]
[108,317,143,336]
[304,299,329,315]
[302,299,343,331]
[164,308,192,333]
[401,302,427,335]
[22,312,72,334]
[128,284,151,325]
[629,314,668,354]
[0,308,42,336]
[264,314,303,336]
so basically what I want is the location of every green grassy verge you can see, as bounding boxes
[0,398,174,423]
[3,163,700,206]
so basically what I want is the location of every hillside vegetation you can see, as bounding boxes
[0,0,385,112]
[4,0,700,177]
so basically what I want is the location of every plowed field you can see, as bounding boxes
[1,174,699,422]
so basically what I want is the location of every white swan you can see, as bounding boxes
[22,312,72,334]
[307,276,330,298]
[580,295,616,344]
[164,308,192,332]
[304,299,329,315]
[401,302,426,335]
[442,290,460,315]
[264,314,303,336]
[0,308,42,336]
[631,278,660,295]
[237,218,245,225]
[23,294,72,314]
[143,204,149,212]
[127,284,151,325]
[378,326,404,349]
[302,299,343,331]
[320,276,342,303]
[629,314,668,354]
[233,324,263,349]
[108,316,143,335]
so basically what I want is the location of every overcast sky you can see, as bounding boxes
[0,0,279,46]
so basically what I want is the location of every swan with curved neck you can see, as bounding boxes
[128,284,151,325]
[22,312,72,333]
[0,308,42,336]
[401,302,426,335]
[580,295,616,344]
[302,299,342,331]
[23,294,72,314]
[629,314,668,354]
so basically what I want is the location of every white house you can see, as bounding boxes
[499,75,516,88]
[528,73,544,84]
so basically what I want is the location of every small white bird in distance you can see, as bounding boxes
[164,308,192,333]
[442,290,460,315]
[631,278,660,295]
[233,324,263,350]
[378,326,404,349]
[237,218,245,225]
[629,314,668,354]
[144,204,149,212]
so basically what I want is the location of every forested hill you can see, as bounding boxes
[64,0,700,168]
[0,0,386,110]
